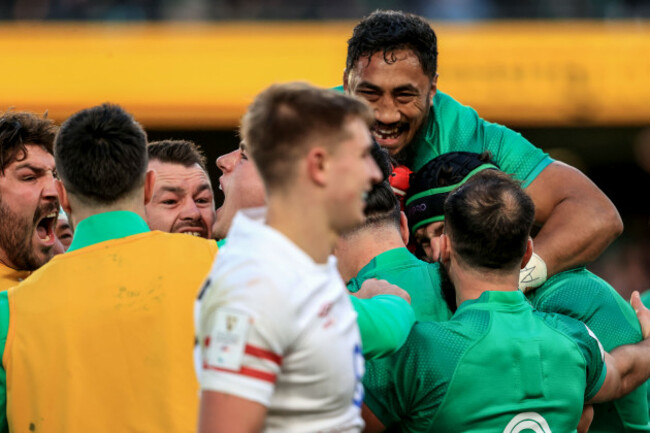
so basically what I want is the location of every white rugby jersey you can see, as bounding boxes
[199,209,364,433]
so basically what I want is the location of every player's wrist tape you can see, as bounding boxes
[518,252,547,293]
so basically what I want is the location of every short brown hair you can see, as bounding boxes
[148,140,207,172]
[0,111,58,175]
[241,82,373,190]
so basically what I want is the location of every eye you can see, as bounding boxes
[161,199,177,205]
[395,93,417,103]
[357,90,380,101]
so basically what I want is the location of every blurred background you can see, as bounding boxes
[1,0,649,296]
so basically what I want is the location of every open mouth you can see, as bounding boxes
[178,227,207,238]
[36,211,58,244]
[372,124,408,141]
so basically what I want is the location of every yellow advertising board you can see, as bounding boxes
[0,21,648,127]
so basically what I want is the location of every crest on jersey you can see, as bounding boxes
[503,412,551,433]
[226,315,238,331]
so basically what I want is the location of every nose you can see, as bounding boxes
[179,199,201,221]
[41,172,59,202]
[367,158,383,185]
[374,97,401,125]
[216,149,241,174]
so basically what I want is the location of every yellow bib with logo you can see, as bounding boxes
[4,231,217,433]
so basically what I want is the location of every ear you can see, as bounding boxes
[143,169,156,205]
[399,211,410,245]
[521,237,534,269]
[55,180,71,215]
[429,73,439,101]
[343,70,350,93]
[306,147,328,187]
[439,233,451,265]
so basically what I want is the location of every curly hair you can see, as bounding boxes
[0,111,57,175]
[346,10,438,77]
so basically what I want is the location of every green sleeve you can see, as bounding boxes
[350,295,415,360]
[556,316,607,401]
[0,292,9,433]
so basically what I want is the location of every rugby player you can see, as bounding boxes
[0,111,59,290]
[341,10,623,291]
[405,151,650,432]
[198,83,384,432]
[52,207,73,254]
[363,170,650,433]
[0,104,217,432]
[212,139,416,360]
[335,145,451,323]
[145,139,215,239]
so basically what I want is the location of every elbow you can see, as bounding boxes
[600,202,624,244]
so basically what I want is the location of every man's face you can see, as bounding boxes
[326,117,383,235]
[146,160,215,239]
[213,144,266,240]
[414,221,445,262]
[0,145,59,271]
[54,214,73,253]
[345,49,435,156]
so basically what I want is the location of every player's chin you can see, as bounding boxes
[31,244,55,269]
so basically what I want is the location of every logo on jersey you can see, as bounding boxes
[503,412,551,433]
[226,315,238,331]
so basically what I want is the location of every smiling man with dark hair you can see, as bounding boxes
[342,9,623,292]
[145,139,216,239]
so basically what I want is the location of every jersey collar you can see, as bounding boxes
[67,211,150,253]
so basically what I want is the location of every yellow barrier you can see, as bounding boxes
[0,21,648,128]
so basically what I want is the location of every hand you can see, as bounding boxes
[352,278,411,304]
[519,252,548,293]
[630,291,650,339]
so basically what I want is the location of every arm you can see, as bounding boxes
[350,279,415,360]
[361,402,386,433]
[198,391,267,433]
[588,292,650,404]
[525,161,622,277]
[577,405,594,433]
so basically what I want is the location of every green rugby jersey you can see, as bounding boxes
[638,290,650,424]
[347,248,451,323]
[527,267,649,432]
[334,87,552,187]
[363,290,606,433]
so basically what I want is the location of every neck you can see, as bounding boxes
[336,224,405,281]
[450,257,520,307]
[266,192,336,264]
[0,252,17,271]
[69,193,147,230]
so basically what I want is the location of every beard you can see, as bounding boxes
[0,198,56,271]
[438,262,458,314]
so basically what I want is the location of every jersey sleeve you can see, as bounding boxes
[425,92,553,188]
[199,266,292,407]
[350,295,415,360]
[557,317,608,401]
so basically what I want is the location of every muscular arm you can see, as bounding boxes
[525,161,622,277]
[588,292,650,404]
[198,391,268,433]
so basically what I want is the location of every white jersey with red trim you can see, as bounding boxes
[199,209,364,433]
